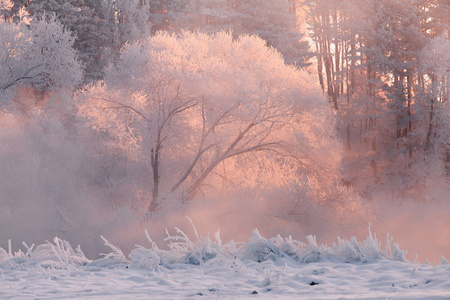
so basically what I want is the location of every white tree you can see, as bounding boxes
[26,0,114,81]
[304,0,450,201]
[77,31,361,219]
[0,15,82,110]
[419,35,450,152]
[161,0,310,67]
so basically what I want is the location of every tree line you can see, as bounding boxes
[304,0,449,198]
[0,0,448,240]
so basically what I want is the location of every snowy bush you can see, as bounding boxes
[238,226,406,264]
[241,229,305,262]
[0,238,89,271]
[0,225,419,276]
[86,235,130,269]
[129,230,161,271]
[129,218,241,267]
[31,237,90,269]
[331,228,406,263]
[126,225,409,267]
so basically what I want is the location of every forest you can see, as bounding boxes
[0,0,448,260]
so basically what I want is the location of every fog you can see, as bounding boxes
[0,0,448,267]
[0,126,448,264]
[101,195,449,265]
[3,181,447,264]
[373,198,450,264]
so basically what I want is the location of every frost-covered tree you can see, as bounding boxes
[77,31,358,218]
[0,0,28,22]
[0,16,82,110]
[417,34,450,176]
[109,0,151,47]
[231,0,310,66]
[26,0,113,81]
[0,0,13,18]
[156,0,310,67]
[305,0,450,200]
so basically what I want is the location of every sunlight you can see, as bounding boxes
[0,2,448,298]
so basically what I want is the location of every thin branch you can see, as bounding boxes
[99,98,149,120]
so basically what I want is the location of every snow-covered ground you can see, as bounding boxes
[1,225,449,299]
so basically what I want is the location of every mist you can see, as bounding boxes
[373,197,450,264]
[0,0,449,267]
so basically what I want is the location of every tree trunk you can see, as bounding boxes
[446,151,450,176]
[425,74,436,152]
[148,129,163,213]
[346,123,351,150]
[148,147,160,213]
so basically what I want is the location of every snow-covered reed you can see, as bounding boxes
[130,218,241,267]
[0,237,89,271]
[0,223,433,272]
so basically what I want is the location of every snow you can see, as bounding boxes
[0,226,449,299]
